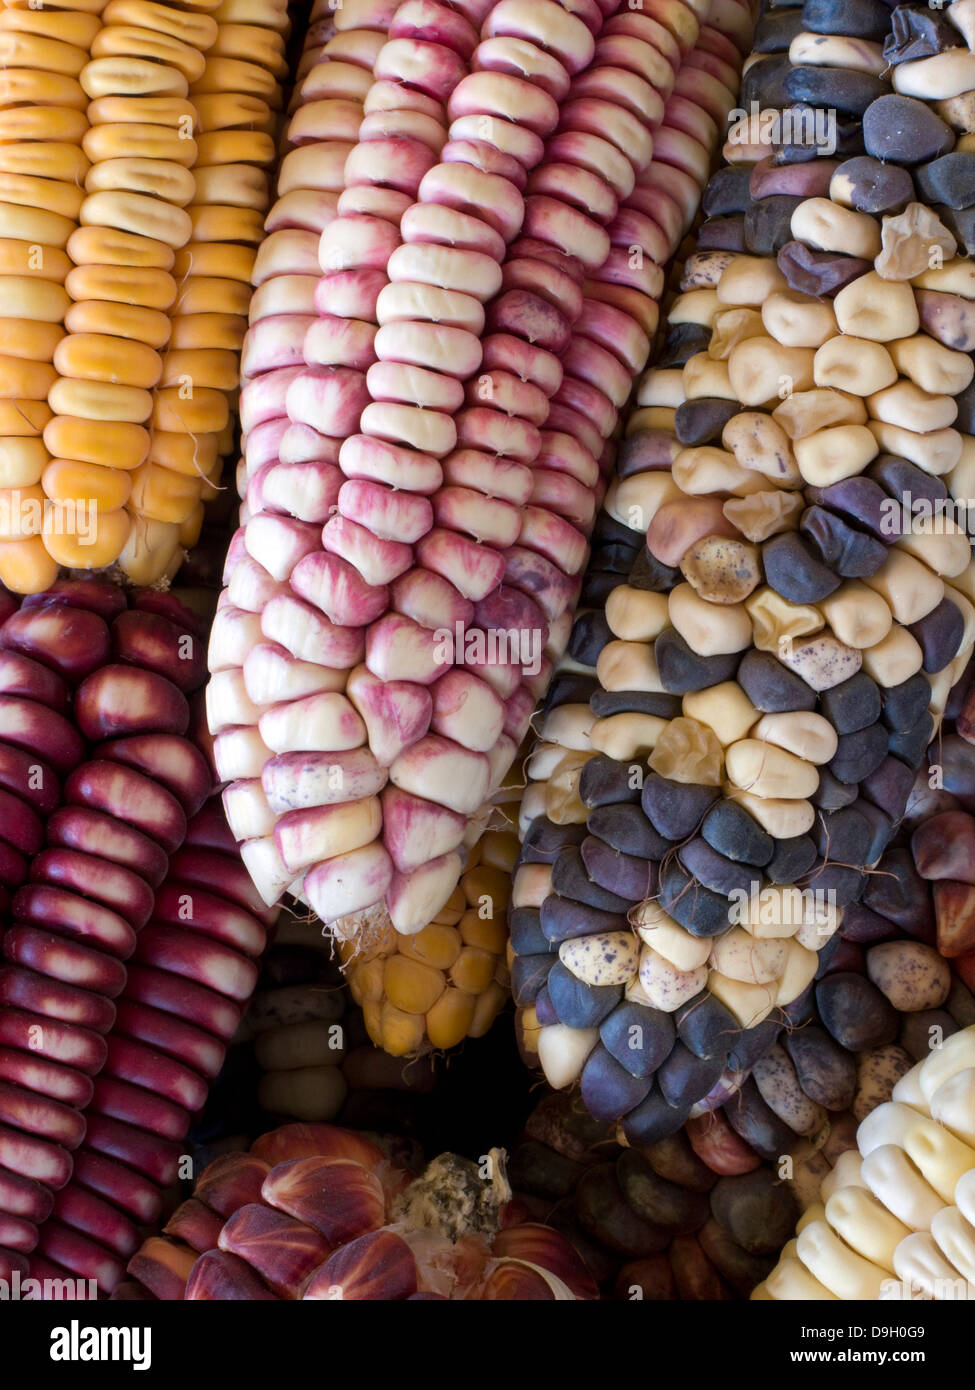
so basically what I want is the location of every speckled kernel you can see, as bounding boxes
[753,1042,828,1137]
[681,535,763,603]
[559,931,641,987]
[852,1042,914,1124]
[638,944,709,1012]
[778,632,863,690]
[866,940,951,1012]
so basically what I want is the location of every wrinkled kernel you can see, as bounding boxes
[544,750,594,824]
[648,715,725,786]
[723,489,805,542]
[707,307,766,360]
[681,534,762,603]
[746,586,824,653]
[722,411,802,487]
[773,388,868,441]
[875,203,956,281]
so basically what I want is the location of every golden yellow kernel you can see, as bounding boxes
[462,865,511,913]
[431,884,466,926]
[397,922,461,972]
[353,956,385,1005]
[449,946,496,995]
[458,907,506,956]
[383,955,446,1016]
[477,830,520,874]
[379,1001,427,1058]
[470,981,508,1039]
[425,988,476,1050]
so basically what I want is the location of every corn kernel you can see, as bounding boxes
[147,427,217,476]
[449,946,496,995]
[178,501,204,549]
[458,907,506,956]
[379,1001,426,1058]
[470,981,508,1039]
[42,504,130,567]
[383,955,446,1015]
[0,355,57,399]
[354,956,385,1005]
[425,988,476,1050]
[461,864,511,916]
[431,884,465,926]
[151,385,229,434]
[0,320,63,364]
[44,416,149,470]
[118,512,180,584]
[397,922,461,972]
[130,459,202,523]
[478,830,520,874]
[0,439,47,488]
[0,484,45,539]
[43,458,132,511]
[0,536,58,593]
[516,1003,541,1056]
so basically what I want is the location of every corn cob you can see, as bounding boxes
[514,804,973,1205]
[509,0,975,1148]
[206,0,756,938]
[0,582,209,1283]
[36,0,211,579]
[208,0,403,910]
[339,813,517,1056]
[115,0,288,584]
[0,579,282,1294]
[0,0,289,594]
[117,1120,600,1298]
[511,847,975,1298]
[0,0,108,593]
[241,917,351,1123]
[29,792,274,1294]
[510,1085,803,1297]
[757,1022,975,1300]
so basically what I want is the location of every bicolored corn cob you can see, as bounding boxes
[207,0,756,942]
[509,0,975,1147]
[116,1120,599,1299]
[510,838,975,1299]
[756,1023,975,1300]
[209,0,405,909]
[513,803,975,1239]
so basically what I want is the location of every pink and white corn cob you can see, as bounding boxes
[210,0,754,936]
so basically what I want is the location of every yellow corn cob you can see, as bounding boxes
[0,0,109,592]
[38,0,220,578]
[0,0,289,592]
[118,0,288,583]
